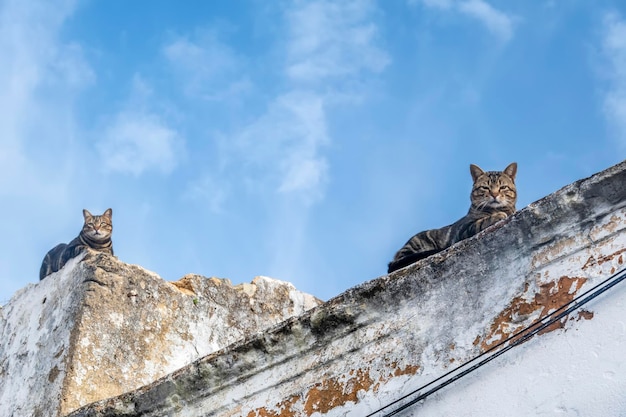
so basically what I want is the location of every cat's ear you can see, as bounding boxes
[103,208,112,219]
[470,164,485,182]
[83,209,93,219]
[504,162,517,181]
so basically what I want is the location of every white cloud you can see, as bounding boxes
[601,12,626,147]
[227,91,329,201]
[0,0,95,302]
[97,76,185,176]
[163,29,250,100]
[415,0,453,9]
[45,42,95,88]
[99,112,184,176]
[0,0,92,198]
[279,157,328,194]
[184,174,229,213]
[458,0,514,42]
[285,0,390,83]
[187,0,388,207]
[415,0,515,43]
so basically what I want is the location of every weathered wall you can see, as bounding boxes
[0,255,321,417]
[0,255,87,417]
[67,159,626,417]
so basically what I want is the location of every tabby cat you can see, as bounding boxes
[388,163,517,273]
[39,208,114,280]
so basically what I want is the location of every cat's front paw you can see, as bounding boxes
[478,212,509,231]
[492,212,508,222]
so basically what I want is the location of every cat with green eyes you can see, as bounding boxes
[40,209,114,280]
[388,163,517,273]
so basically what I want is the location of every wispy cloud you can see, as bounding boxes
[221,0,388,201]
[413,0,453,9]
[0,0,91,198]
[140,0,391,287]
[285,0,389,83]
[183,0,388,207]
[184,174,229,214]
[0,0,95,299]
[162,28,251,100]
[98,77,185,176]
[458,0,514,42]
[228,91,329,201]
[99,113,184,176]
[416,0,515,43]
[601,11,626,147]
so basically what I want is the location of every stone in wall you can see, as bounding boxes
[0,253,322,417]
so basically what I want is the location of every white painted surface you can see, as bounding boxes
[0,254,321,417]
[63,161,626,417]
[0,255,85,417]
[372,278,626,417]
[7,161,626,417]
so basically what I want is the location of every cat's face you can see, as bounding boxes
[469,163,517,211]
[82,208,113,241]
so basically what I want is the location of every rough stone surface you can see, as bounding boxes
[66,159,626,417]
[0,255,321,417]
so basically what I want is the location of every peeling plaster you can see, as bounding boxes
[246,363,421,417]
[23,160,626,416]
[476,276,590,351]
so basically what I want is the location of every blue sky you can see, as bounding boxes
[0,0,625,303]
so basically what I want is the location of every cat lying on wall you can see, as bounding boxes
[388,163,517,273]
[40,208,114,280]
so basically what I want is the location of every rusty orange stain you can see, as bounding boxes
[242,276,603,415]
[532,237,578,267]
[589,214,623,239]
[577,310,594,321]
[582,248,626,271]
[246,395,299,417]
[245,362,421,416]
[170,276,196,295]
[597,249,626,266]
[394,364,420,377]
[304,369,374,414]
[582,256,596,270]
[476,276,592,351]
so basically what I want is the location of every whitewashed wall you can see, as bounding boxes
[0,255,321,417]
[67,160,626,417]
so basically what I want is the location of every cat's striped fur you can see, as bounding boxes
[39,208,114,280]
[388,163,517,273]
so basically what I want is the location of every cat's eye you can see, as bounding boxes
[500,186,510,191]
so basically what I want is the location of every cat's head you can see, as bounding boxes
[469,163,517,212]
[82,208,113,241]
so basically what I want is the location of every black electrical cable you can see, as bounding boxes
[366,267,626,417]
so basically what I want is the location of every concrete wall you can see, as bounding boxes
[67,160,626,417]
[0,255,321,416]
